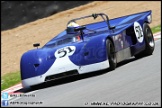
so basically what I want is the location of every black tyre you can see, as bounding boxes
[135,23,155,58]
[106,39,117,70]
[143,23,155,55]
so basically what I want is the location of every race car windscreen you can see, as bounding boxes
[43,33,81,48]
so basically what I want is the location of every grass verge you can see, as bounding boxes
[1,24,161,91]
[151,24,161,34]
[1,71,21,91]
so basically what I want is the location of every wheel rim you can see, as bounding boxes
[146,28,154,47]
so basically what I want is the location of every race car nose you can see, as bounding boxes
[20,50,55,80]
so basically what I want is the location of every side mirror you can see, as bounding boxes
[33,43,40,49]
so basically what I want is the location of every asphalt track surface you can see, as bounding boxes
[9,40,161,107]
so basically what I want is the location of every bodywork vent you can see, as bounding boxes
[45,70,79,82]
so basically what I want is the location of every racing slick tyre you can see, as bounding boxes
[135,23,155,58]
[106,39,117,70]
[142,23,155,55]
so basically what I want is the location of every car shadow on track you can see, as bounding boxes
[15,69,111,93]
[15,56,147,93]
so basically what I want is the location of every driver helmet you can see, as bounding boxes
[67,21,80,27]
[66,21,80,34]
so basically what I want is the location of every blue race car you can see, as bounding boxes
[20,10,155,88]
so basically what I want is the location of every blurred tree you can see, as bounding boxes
[1,1,92,31]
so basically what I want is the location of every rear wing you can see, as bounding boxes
[67,10,152,32]
[84,10,152,32]
[110,10,152,27]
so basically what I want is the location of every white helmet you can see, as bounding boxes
[67,21,80,34]
[67,22,79,27]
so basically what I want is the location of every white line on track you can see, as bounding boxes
[9,90,38,101]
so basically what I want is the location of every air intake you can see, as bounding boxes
[45,70,79,82]
[34,64,40,68]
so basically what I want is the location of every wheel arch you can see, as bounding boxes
[106,36,115,48]
[105,36,117,70]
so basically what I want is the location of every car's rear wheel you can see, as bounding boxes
[106,39,117,70]
[135,23,155,58]
[143,23,155,55]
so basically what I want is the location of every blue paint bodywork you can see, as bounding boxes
[20,10,152,80]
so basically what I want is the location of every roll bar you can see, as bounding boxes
[67,13,115,30]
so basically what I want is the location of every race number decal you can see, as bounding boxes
[134,22,144,43]
[55,46,76,58]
